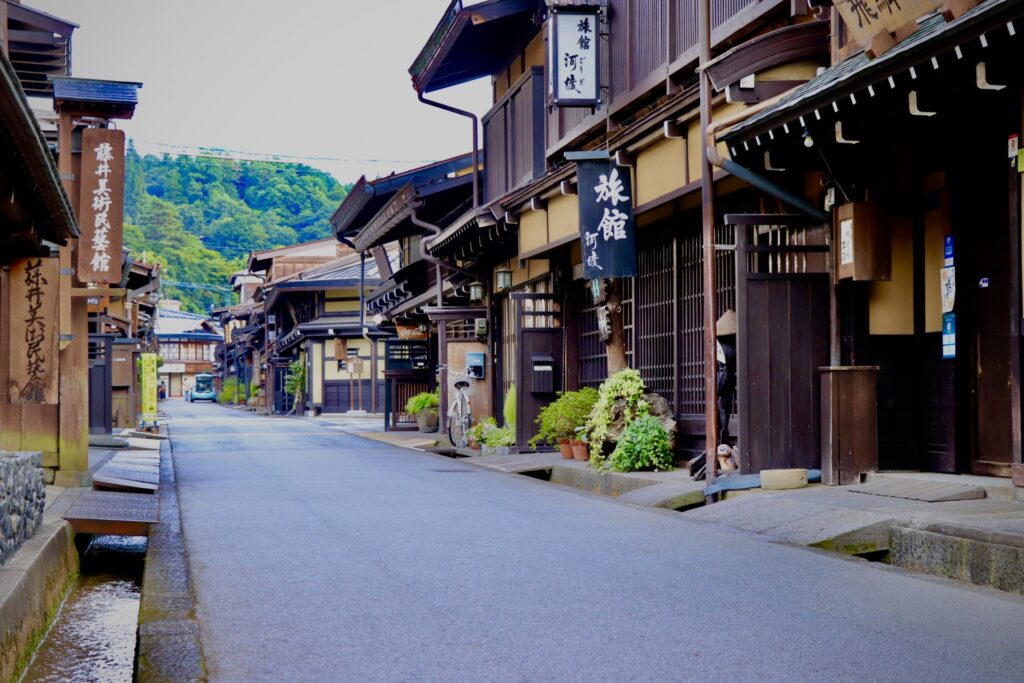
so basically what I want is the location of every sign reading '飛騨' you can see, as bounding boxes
[835,0,941,49]
[577,159,637,280]
[78,128,126,284]
[9,258,59,404]
[550,8,600,107]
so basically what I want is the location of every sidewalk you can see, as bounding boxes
[306,413,443,450]
[358,436,1024,596]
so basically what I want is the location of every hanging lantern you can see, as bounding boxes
[469,281,486,303]
[495,268,513,292]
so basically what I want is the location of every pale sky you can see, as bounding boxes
[29,0,491,183]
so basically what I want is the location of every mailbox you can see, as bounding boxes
[530,353,556,394]
[465,351,486,379]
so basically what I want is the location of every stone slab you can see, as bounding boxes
[617,480,707,510]
[850,478,986,502]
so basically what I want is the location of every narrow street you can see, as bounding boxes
[166,400,1024,682]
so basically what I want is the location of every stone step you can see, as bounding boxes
[890,524,1024,595]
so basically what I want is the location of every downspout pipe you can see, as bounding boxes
[338,236,366,331]
[410,207,480,286]
[704,101,830,224]
[417,91,480,208]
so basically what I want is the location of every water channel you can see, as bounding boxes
[20,535,146,683]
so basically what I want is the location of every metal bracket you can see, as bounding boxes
[909,91,936,117]
[976,62,1006,91]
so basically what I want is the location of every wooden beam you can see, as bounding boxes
[71,287,127,297]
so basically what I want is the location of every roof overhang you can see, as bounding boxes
[332,153,475,239]
[0,51,77,257]
[410,0,541,93]
[51,77,142,119]
[4,1,76,98]
[720,0,1023,146]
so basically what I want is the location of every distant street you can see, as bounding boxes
[166,400,1024,682]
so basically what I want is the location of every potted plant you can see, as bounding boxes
[481,423,515,456]
[406,390,440,432]
[609,415,674,472]
[530,388,599,459]
[571,428,590,461]
[466,419,491,450]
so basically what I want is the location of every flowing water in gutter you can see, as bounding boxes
[20,535,147,683]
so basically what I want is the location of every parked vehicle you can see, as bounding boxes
[189,373,217,403]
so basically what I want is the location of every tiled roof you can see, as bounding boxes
[51,77,142,105]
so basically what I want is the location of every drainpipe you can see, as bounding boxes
[338,236,364,331]
[417,91,480,208]
[410,206,481,433]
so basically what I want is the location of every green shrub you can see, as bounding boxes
[483,424,515,448]
[586,368,649,466]
[405,390,439,415]
[284,359,306,401]
[467,417,497,446]
[218,377,241,404]
[529,388,599,448]
[502,385,516,428]
[609,415,674,472]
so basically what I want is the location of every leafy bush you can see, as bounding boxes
[467,417,497,446]
[405,390,439,415]
[502,385,516,428]
[530,388,599,448]
[218,377,241,404]
[483,425,515,448]
[609,415,674,472]
[284,359,306,400]
[586,368,649,465]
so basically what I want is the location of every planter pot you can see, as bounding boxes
[482,445,512,456]
[571,440,589,461]
[557,439,574,460]
[416,410,439,433]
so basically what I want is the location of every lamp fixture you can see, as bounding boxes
[802,128,814,148]
[495,268,513,292]
[469,281,485,303]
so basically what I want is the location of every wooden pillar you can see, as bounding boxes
[1010,87,1023,469]
[55,111,89,485]
[698,0,719,487]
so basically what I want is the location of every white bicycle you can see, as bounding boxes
[438,365,475,448]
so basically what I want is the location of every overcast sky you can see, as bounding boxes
[29,0,490,183]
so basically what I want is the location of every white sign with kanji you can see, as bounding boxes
[551,9,599,106]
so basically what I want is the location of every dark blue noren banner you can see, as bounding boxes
[577,159,637,279]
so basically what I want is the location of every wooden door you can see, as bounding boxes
[512,293,563,448]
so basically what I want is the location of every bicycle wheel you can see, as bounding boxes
[448,405,467,447]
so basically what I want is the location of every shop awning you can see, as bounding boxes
[720,0,1023,147]
[410,0,541,93]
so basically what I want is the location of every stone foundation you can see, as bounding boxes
[0,451,46,567]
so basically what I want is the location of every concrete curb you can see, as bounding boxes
[135,430,206,682]
[0,497,79,683]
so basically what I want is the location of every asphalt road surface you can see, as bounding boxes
[166,400,1024,682]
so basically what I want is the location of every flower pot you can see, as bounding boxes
[571,439,589,461]
[416,410,439,433]
[557,439,574,460]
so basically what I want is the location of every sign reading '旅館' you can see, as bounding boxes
[577,159,637,280]
[78,128,126,284]
[549,8,600,107]
[9,257,59,405]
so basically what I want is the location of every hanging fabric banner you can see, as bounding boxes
[78,128,126,284]
[577,159,637,279]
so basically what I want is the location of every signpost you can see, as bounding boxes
[9,257,59,404]
[78,128,126,284]
[139,352,159,429]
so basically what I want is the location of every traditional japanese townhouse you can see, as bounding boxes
[0,44,78,484]
[332,154,499,429]
[247,237,351,283]
[260,249,397,416]
[712,0,1024,481]
[410,0,832,454]
[156,303,222,399]
[212,301,263,406]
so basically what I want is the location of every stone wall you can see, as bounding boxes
[0,451,46,567]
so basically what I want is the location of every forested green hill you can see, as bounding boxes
[122,143,350,313]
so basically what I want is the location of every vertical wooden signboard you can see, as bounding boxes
[78,128,126,284]
[139,352,159,427]
[9,258,60,404]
